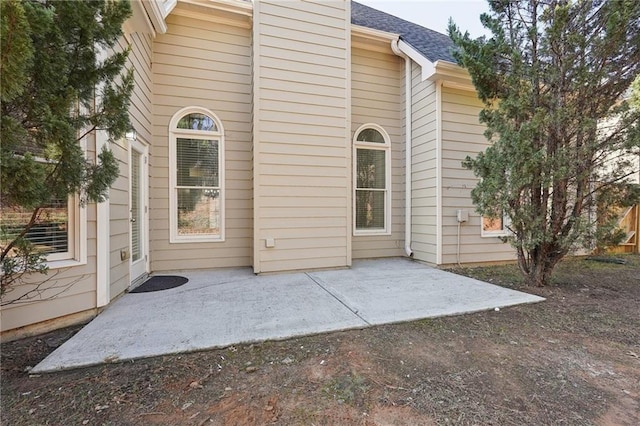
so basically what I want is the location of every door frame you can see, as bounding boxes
[129,137,149,285]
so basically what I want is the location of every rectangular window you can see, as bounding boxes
[355,148,388,233]
[481,212,510,237]
[175,138,221,239]
[1,196,79,263]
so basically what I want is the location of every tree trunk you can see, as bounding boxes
[525,262,553,287]
[524,244,561,287]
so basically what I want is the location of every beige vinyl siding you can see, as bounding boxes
[1,287,97,333]
[107,31,153,297]
[1,223,97,332]
[150,11,253,271]
[127,32,153,143]
[351,46,405,259]
[253,0,350,273]
[440,86,515,264]
[108,136,130,296]
[410,63,438,264]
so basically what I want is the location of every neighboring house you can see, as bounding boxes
[1,0,516,338]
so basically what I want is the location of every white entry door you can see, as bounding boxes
[130,139,149,284]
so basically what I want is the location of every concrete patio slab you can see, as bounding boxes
[33,258,544,373]
[309,258,544,325]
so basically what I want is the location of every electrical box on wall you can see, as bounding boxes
[120,249,130,261]
[456,209,469,223]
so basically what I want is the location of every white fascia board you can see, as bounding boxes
[428,60,476,91]
[351,24,399,42]
[398,43,476,90]
[162,0,178,16]
[397,40,434,81]
[351,25,399,53]
[142,0,168,34]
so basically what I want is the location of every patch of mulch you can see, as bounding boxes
[2,255,639,425]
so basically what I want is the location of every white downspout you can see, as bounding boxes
[391,40,413,257]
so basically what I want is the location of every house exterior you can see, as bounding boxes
[1,0,517,338]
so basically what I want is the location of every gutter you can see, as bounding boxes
[389,39,475,264]
[391,40,413,258]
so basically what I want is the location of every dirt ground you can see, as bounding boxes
[2,255,639,425]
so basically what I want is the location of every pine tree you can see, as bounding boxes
[1,0,133,297]
[449,0,640,286]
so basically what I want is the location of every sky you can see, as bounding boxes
[356,0,491,38]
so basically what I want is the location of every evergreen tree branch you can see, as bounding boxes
[0,207,41,262]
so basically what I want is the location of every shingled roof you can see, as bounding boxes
[351,1,457,64]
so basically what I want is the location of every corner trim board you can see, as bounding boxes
[96,129,110,307]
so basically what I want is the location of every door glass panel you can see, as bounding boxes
[131,150,141,262]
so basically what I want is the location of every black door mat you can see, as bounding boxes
[130,276,189,293]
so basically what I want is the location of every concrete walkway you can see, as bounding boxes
[33,258,544,372]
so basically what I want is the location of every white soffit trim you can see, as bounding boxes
[170,0,252,28]
[397,40,434,81]
[179,0,253,16]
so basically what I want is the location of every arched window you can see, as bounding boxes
[169,107,224,242]
[353,124,391,234]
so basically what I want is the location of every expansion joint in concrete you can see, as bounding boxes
[304,273,371,326]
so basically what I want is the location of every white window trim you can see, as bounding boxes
[22,157,87,269]
[45,132,89,268]
[169,106,225,243]
[353,123,392,236]
[43,194,86,266]
[480,213,511,238]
